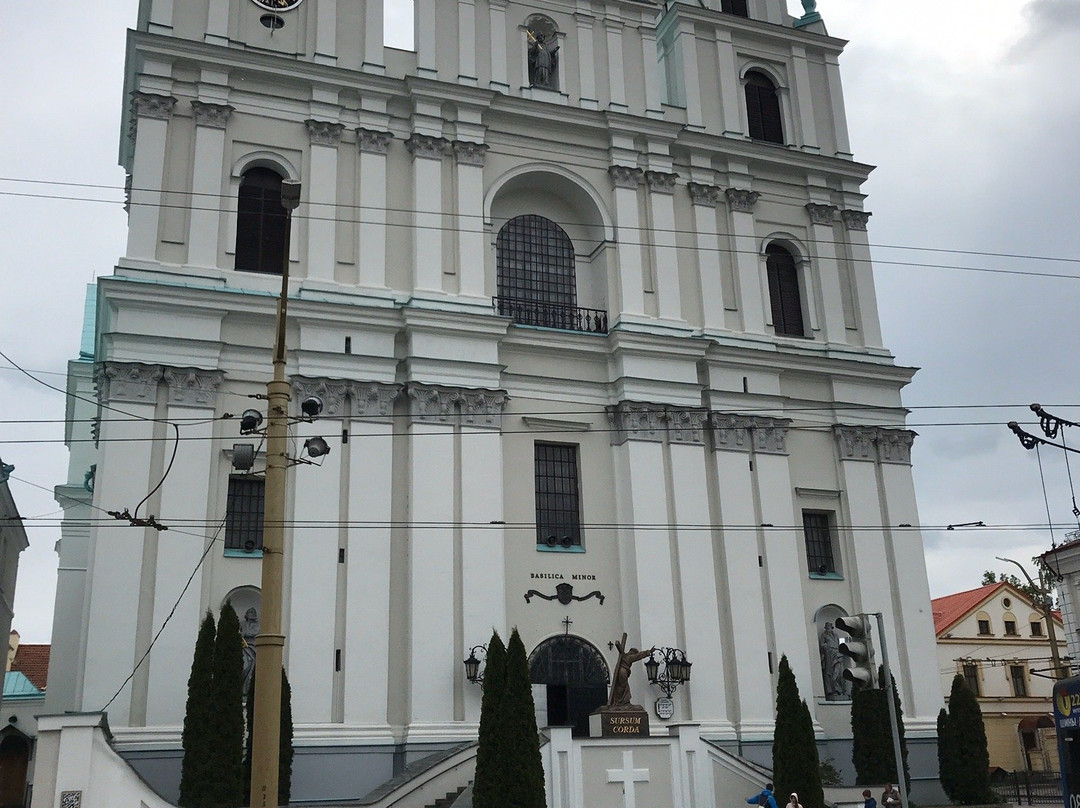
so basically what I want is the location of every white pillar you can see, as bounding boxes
[147,0,173,33]
[842,210,884,348]
[790,45,819,152]
[314,0,337,64]
[489,0,509,92]
[407,134,449,293]
[206,0,228,44]
[575,9,597,108]
[640,23,663,119]
[609,166,646,319]
[458,0,477,84]
[415,0,438,79]
[805,204,847,343]
[605,18,628,111]
[688,184,727,332]
[362,0,386,72]
[187,102,232,268]
[679,20,704,130]
[305,120,344,284]
[715,32,742,137]
[126,94,176,262]
[356,129,392,289]
[645,171,682,323]
[453,141,488,300]
[825,54,853,158]
[725,189,766,334]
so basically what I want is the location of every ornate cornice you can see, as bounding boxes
[357,128,393,155]
[834,425,915,464]
[459,390,509,428]
[841,209,872,232]
[805,203,837,226]
[96,362,163,405]
[725,188,760,213]
[191,101,233,129]
[644,171,679,195]
[305,119,345,147]
[666,408,709,445]
[687,182,722,207]
[453,140,489,167]
[406,384,510,427]
[608,165,644,190]
[291,377,350,418]
[606,402,708,446]
[349,382,403,421]
[131,92,177,121]
[878,429,916,464]
[708,413,791,455]
[405,133,451,160]
[163,367,223,407]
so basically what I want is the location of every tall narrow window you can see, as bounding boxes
[721,0,749,16]
[225,476,264,554]
[745,71,784,144]
[766,244,805,337]
[1010,665,1028,697]
[235,167,288,274]
[803,511,836,576]
[535,442,582,550]
[496,215,579,329]
[961,661,980,696]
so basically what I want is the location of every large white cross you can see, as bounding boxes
[606,750,650,808]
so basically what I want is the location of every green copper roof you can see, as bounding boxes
[3,671,42,700]
[79,283,97,361]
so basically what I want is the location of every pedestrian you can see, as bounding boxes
[747,783,779,808]
[787,792,803,808]
[862,789,877,808]
[881,783,902,808]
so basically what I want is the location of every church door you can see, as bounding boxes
[529,635,609,737]
[0,734,29,808]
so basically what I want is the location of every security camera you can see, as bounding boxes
[301,396,324,418]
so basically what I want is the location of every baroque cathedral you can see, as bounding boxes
[41,0,945,805]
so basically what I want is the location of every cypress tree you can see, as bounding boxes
[503,628,546,808]
[210,602,246,808]
[937,707,955,801]
[943,674,994,805]
[472,631,508,808]
[851,669,910,793]
[773,655,824,808]
[887,670,912,794]
[180,611,217,808]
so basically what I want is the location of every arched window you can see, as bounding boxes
[235,167,288,274]
[766,244,805,337]
[496,214,581,329]
[529,635,610,736]
[745,71,784,144]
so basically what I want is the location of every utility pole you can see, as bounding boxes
[996,555,1063,680]
[872,613,907,798]
[249,179,301,808]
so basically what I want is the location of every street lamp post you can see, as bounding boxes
[249,179,301,808]
[996,555,1063,680]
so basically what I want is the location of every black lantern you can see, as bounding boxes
[463,645,487,684]
[644,654,661,684]
[645,646,692,697]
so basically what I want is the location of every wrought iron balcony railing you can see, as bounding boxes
[493,296,609,334]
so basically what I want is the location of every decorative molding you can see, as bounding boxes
[841,209,872,231]
[405,133,451,160]
[458,389,509,429]
[607,402,666,444]
[522,415,592,432]
[357,128,393,155]
[162,367,223,407]
[708,413,791,455]
[525,582,605,606]
[795,487,841,500]
[805,203,837,226]
[407,384,460,423]
[725,188,760,213]
[608,165,644,190]
[644,171,679,195]
[453,140,489,167]
[131,92,177,121]
[666,408,709,445]
[877,428,916,465]
[305,119,345,146]
[687,182,722,207]
[191,100,234,129]
[834,425,917,464]
[291,377,350,418]
[96,362,163,405]
[348,382,403,421]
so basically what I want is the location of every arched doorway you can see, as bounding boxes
[529,635,609,737]
[0,732,30,808]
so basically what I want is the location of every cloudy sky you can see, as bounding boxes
[1,1,1078,644]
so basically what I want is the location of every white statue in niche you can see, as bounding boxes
[241,606,260,690]
[819,621,849,700]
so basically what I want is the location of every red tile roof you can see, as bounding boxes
[932,582,1007,635]
[10,644,49,691]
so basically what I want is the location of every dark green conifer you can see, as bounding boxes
[772,655,824,808]
[851,669,909,792]
[179,611,216,808]
[503,628,546,808]
[937,707,955,800]
[210,602,246,807]
[940,674,994,804]
[472,631,507,808]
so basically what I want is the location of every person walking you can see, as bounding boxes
[787,792,804,808]
[747,783,779,808]
[862,789,877,808]
[881,783,902,808]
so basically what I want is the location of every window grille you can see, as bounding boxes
[1010,665,1028,697]
[803,511,835,575]
[497,215,577,319]
[961,662,980,696]
[535,443,582,549]
[225,476,265,553]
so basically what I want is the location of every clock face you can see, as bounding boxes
[250,0,305,10]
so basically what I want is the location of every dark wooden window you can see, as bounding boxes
[803,511,835,575]
[497,214,576,316]
[961,662,980,696]
[745,71,784,144]
[977,618,992,635]
[225,477,264,553]
[721,0,749,16]
[766,244,805,337]
[535,442,582,549]
[1004,619,1018,635]
[235,167,288,274]
[1010,665,1028,697]
[1031,621,1044,636]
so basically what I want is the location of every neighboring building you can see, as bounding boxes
[45,0,945,805]
[3,635,48,808]
[932,582,1066,773]
[1041,534,1080,662]
[0,459,29,705]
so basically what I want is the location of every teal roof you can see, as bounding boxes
[3,671,42,700]
[79,283,97,361]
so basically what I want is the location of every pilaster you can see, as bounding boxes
[406,134,451,293]
[188,102,233,268]
[790,45,819,152]
[453,141,489,299]
[645,170,682,322]
[489,0,510,92]
[714,30,742,137]
[126,93,176,262]
[725,188,766,334]
[604,17,628,111]
[608,165,646,319]
[362,0,386,73]
[841,209,883,348]
[688,183,727,332]
[575,8,598,109]
[305,119,345,283]
[804,203,846,342]
[357,129,393,289]
[416,0,438,79]
[458,0,478,85]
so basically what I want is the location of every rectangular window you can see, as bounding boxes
[1004,620,1018,635]
[803,511,837,576]
[721,0,749,16]
[977,619,991,635]
[961,662,980,696]
[535,443,582,551]
[1031,621,1044,636]
[1010,665,1028,697]
[225,476,264,555]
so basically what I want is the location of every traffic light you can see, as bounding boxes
[836,614,878,690]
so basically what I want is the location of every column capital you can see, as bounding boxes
[453,140,489,167]
[407,384,460,423]
[348,382,404,421]
[805,203,837,226]
[606,402,709,446]
[645,171,679,195]
[725,188,760,213]
[841,209,872,231]
[131,92,177,121]
[708,413,791,455]
[687,182,722,207]
[306,119,345,146]
[458,389,509,429]
[608,165,644,189]
[191,100,233,129]
[163,367,223,407]
[291,376,350,418]
[95,362,163,405]
[835,425,915,464]
[405,133,451,160]
[357,128,393,155]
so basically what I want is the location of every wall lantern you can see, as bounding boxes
[645,647,692,698]
[463,645,487,685]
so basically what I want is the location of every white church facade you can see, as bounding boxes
[44,0,945,804]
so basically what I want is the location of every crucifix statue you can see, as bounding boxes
[607,633,655,709]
